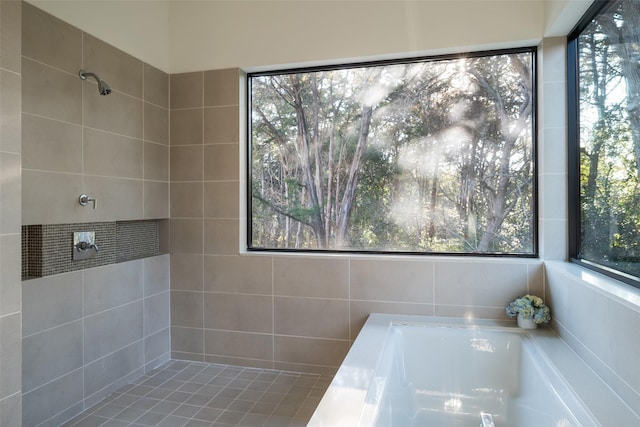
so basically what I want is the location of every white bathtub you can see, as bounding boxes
[309,314,639,427]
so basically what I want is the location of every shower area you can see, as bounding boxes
[15,2,329,426]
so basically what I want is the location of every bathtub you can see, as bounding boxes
[309,314,639,427]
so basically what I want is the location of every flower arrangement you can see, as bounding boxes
[506,295,551,324]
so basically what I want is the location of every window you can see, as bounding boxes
[568,0,640,286]
[248,48,537,255]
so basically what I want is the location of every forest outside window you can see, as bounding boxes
[248,49,537,255]
[568,0,640,286]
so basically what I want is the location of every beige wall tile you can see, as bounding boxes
[204,106,239,144]
[171,290,203,328]
[171,326,203,355]
[204,219,239,255]
[171,254,204,291]
[0,153,21,233]
[543,81,567,129]
[22,271,83,337]
[433,260,530,307]
[143,181,169,219]
[273,257,349,298]
[144,292,170,335]
[528,263,545,297]
[144,64,168,108]
[84,175,144,221]
[144,142,169,181]
[542,127,566,175]
[170,72,203,109]
[553,281,640,409]
[22,114,82,173]
[350,258,434,303]
[274,297,349,339]
[0,69,22,153]
[143,255,171,297]
[84,261,143,316]
[203,255,272,295]
[0,234,21,316]
[0,0,22,73]
[1,314,22,398]
[204,144,239,181]
[204,181,239,219]
[542,37,566,84]
[84,128,143,179]
[83,33,143,98]
[158,219,170,253]
[171,182,203,218]
[22,170,82,225]
[205,355,273,370]
[22,2,81,74]
[22,58,82,124]
[83,85,143,138]
[170,108,203,146]
[170,219,204,254]
[22,370,83,427]
[204,69,239,107]
[541,219,567,261]
[434,304,509,320]
[274,336,348,367]
[144,103,168,145]
[145,327,170,364]
[204,293,273,333]
[170,145,203,182]
[350,300,432,339]
[542,173,566,220]
[22,321,83,394]
[204,330,273,361]
[0,391,22,427]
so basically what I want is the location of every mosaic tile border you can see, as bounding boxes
[22,220,161,280]
[116,220,160,263]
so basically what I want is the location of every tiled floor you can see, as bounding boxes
[62,360,331,427]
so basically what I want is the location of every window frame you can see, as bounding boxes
[567,0,640,287]
[246,47,539,257]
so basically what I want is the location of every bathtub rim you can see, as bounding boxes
[308,313,639,427]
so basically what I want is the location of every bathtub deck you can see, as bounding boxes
[61,360,331,427]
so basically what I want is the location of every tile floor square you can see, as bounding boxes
[61,360,330,426]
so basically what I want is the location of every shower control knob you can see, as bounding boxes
[79,194,97,209]
[76,241,99,252]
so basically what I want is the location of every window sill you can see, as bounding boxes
[544,260,640,312]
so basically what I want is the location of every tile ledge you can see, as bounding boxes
[544,260,640,312]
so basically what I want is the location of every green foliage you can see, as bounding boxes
[577,1,640,278]
[250,51,536,254]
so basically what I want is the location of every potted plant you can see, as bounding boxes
[506,294,551,329]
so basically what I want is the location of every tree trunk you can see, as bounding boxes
[336,105,374,246]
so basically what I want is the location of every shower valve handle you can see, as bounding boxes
[79,194,97,209]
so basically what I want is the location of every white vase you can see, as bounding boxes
[517,314,537,329]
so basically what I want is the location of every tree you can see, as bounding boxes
[250,50,536,254]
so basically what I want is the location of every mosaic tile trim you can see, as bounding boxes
[116,220,160,263]
[22,220,161,280]
[22,225,43,279]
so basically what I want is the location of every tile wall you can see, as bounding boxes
[169,69,545,375]
[0,1,23,425]
[20,3,171,426]
[21,2,169,225]
[22,256,171,426]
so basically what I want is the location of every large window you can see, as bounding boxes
[568,0,640,286]
[248,49,536,255]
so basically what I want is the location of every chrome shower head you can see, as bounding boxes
[97,79,111,96]
[79,70,112,96]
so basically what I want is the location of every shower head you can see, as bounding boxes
[79,70,112,96]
